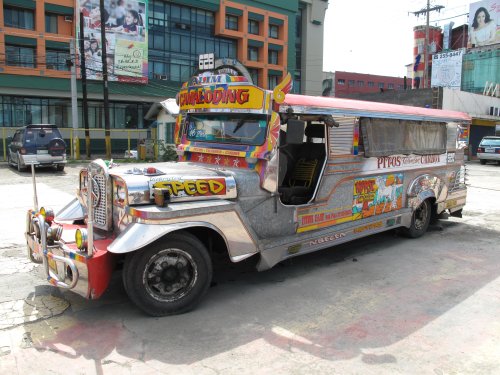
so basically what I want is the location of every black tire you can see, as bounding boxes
[47,138,66,156]
[56,165,65,171]
[401,199,432,238]
[123,232,213,316]
[17,153,27,172]
[479,159,486,165]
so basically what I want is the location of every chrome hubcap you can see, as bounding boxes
[143,249,197,302]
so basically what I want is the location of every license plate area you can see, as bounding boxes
[37,149,49,154]
[484,147,495,153]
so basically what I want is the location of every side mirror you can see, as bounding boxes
[285,119,306,144]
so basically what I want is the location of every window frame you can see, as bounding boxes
[225,14,238,31]
[4,5,35,30]
[268,50,278,65]
[6,44,36,68]
[248,46,259,61]
[269,24,279,39]
[248,19,259,35]
[45,12,58,34]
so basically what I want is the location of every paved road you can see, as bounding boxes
[0,160,499,374]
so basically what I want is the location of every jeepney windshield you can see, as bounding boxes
[186,113,268,146]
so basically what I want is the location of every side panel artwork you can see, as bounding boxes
[352,174,404,220]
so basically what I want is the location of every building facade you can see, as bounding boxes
[322,71,410,98]
[0,0,328,149]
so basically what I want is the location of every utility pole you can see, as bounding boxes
[100,0,111,159]
[79,11,91,159]
[69,39,79,159]
[410,2,444,88]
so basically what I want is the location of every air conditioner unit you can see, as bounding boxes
[64,16,73,22]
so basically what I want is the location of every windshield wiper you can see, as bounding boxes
[233,119,245,133]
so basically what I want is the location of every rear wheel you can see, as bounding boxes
[123,232,212,316]
[56,165,65,171]
[401,200,431,238]
[479,159,486,165]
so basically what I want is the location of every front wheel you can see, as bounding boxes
[479,159,486,165]
[7,152,15,168]
[401,199,431,238]
[17,153,27,172]
[123,232,213,316]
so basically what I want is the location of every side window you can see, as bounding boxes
[360,118,447,157]
[13,131,22,143]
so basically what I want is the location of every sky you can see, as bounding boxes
[322,0,472,77]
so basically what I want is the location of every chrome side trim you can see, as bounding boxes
[108,212,258,261]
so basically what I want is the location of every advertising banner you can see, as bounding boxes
[467,0,500,48]
[77,0,148,83]
[431,49,464,89]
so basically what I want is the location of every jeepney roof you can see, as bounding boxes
[280,94,471,123]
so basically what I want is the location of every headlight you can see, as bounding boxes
[39,207,54,224]
[75,228,88,250]
[47,224,63,242]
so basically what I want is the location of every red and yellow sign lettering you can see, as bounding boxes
[153,178,226,196]
[179,85,265,111]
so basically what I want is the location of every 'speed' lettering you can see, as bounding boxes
[154,179,225,196]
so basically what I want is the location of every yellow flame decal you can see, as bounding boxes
[273,73,292,104]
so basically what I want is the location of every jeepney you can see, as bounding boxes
[25,72,470,316]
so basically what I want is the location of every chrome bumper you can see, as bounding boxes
[26,210,90,297]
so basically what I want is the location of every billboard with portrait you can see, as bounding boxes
[77,0,148,83]
[431,49,464,89]
[467,0,500,48]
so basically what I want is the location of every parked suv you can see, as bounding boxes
[477,136,500,165]
[7,124,67,172]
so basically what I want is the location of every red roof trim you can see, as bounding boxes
[282,94,471,122]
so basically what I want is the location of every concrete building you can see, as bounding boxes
[0,0,328,154]
[322,71,410,98]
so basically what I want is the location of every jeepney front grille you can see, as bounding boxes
[93,174,107,228]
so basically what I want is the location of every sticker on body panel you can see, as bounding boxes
[153,178,227,197]
[352,174,404,220]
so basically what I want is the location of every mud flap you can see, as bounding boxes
[450,209,462,218]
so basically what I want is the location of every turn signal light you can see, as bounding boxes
[40,207,55,224]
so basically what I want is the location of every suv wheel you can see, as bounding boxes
[17,153,27,172]
[479,159,486,165]
[56,165,65,172]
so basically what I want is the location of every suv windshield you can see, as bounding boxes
[480,138,500,147]
[186,114,268,146]
[25,127,62,147]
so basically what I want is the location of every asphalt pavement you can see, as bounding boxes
[0,160,499,374]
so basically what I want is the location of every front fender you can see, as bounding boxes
[108,220,259,263]
[108,222,222,254]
